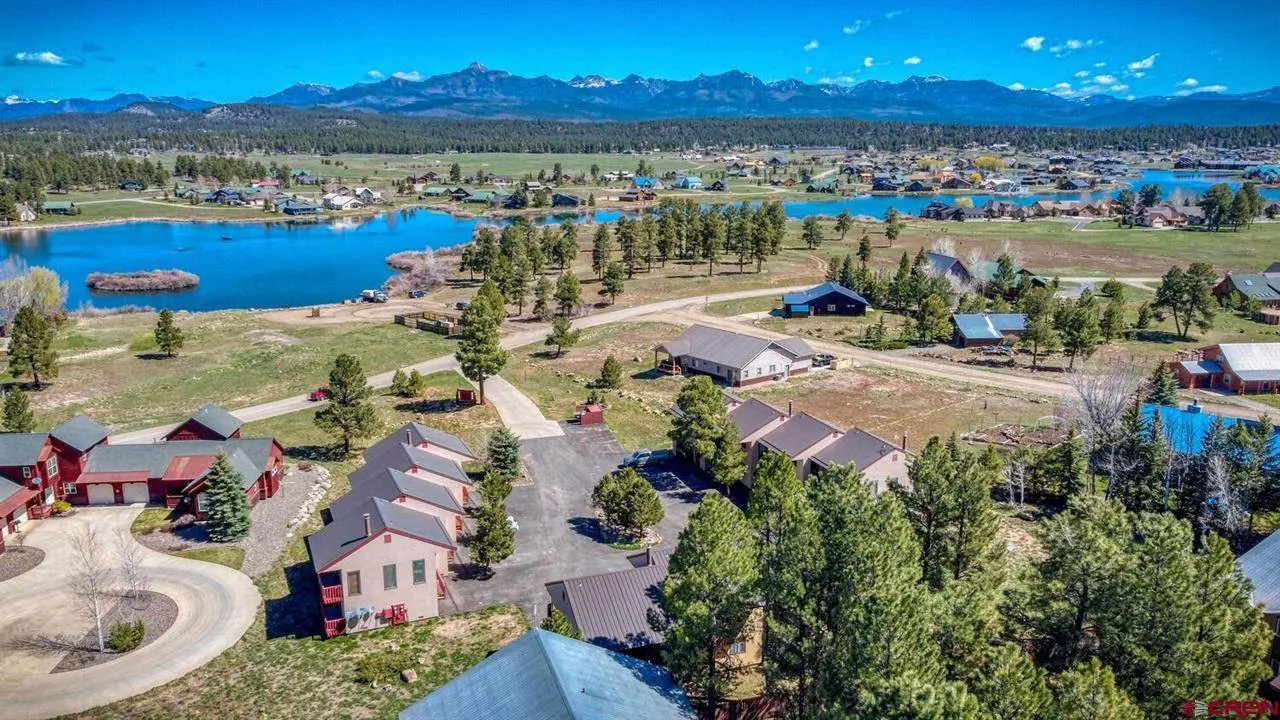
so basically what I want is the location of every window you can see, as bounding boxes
[22,466,31,479]
[62,483,77,495]
[413,559,427,585]
[827,304,836,312]
[383,563,398,590]
[346,571,362,596]
[730,640,746,655]
[196,493,208,512]
[46,458,58,476]
[769,364,777,374]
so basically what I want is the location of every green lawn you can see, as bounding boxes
[24,311,456,431]
[129,508,175,535]
[173,546,246,570]
[704,295,780,317]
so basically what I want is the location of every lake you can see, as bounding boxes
[4,169,1276,312]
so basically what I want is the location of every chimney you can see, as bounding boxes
[787,400,794,417]
[362,513,372,538]
[901,432,909,452]
[405,428,412,446]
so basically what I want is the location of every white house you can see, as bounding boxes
[655,325,814,387]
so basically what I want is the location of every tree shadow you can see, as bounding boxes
[567,515,609,542]
[134,352,174,361]
[1129,329,1188,345]
[264,560,322,639]
[392,398,466,415]
[452,563,496,581]
[284,444,349,463]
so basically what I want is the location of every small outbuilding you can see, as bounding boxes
[575,403,605,425]
[952,313,1028,348]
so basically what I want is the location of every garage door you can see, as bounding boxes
[122,483,149,504]
[87,484,116,505]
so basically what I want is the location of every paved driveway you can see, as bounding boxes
[445,424,703,620]
[0,508,260,720]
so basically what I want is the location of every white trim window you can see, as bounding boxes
[62,483,77,495]
[46,458,58,477]
[22,466,32,479]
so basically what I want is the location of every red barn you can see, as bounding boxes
[165,403,244,442]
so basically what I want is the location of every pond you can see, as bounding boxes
[4,170,1275,312]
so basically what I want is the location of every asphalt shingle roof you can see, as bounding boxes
[810,427,900,470]
[0,476,26,504]
[308,496,454,571]
[352,443,472,486]
[656,325,813,370]
[83,438,273,490]
[551,549,671,651]
[183,403,243,440]
[1221,274,1280,302]
[0,433,48,466]
[363,423,476,463]
[50,415,110,453]
[729,398,787,439]
[398,628,694,720]
[760,412,841,458]
[328,467,463,519]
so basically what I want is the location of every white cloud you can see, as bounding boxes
[1049,82,1075,97]
[842,19,867,34]
[1094,61,1107,68]
[1050,38,1099,56]
[884,10,903,19]
[1008,82,1026,91]
[365,70,384,80]
[1125,95,1135,100]
[3,94,25,104]
[392,70,424,81]
[803,66,812,75]
[1074,70,1090,79]
[1178,77,1198,87]
[863,56,875,68]
[803,39,820,52]
[1201,84,1228,93]
[1126,53,1158,71]
[1131,71,1146,79]
[1021,36,1045,52]
[903,56,921,65]
[1094,74,1117,85]
[1110,83,1129,92]
[4,51,82,67]
[817,75,857,85]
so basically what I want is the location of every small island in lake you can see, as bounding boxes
[86,269,201,293]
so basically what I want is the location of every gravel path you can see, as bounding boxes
[0,546,45,582]
[239,465,330,577]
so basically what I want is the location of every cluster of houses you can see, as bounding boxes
[305,423,479,638]
[322,186,384,211]
[437,185,583,209]
[176,183,321,216]
[0,404,284,551]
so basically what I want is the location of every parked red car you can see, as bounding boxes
[308,388,331,402]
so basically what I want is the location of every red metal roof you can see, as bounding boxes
[162,454,215,482]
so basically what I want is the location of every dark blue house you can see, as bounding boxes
[781,282,870,318]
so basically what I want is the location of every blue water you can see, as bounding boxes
[5,170,1276,312]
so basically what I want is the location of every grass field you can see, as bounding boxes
[23,310,456,431]
[173,546,246,570]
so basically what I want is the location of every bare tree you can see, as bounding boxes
[70,525,113,652]
[1066,359,1143,497]
[1203,454,1246,540]
[116,529,147,602]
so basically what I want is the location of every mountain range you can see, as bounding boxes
[4,63,1280,127]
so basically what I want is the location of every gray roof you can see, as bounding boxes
[656,325,813,370]
[182,403,243,439]
[399,629,694,720]
[83,438,274,490]
[0,433,48,466]
[760,412,841,458]
[811,427,899,470]
[0,476,26,504]
[1178,359,1223,376]
[927,251,970,279]
[50,415,110,453]
[1221,274,1280,302]
[328,466,463,519]
[729,398,786,439]
[363,423,476,463]
[352,443,472,486]
[550,549,671,651]
[1217,343,1280,381]
[308,496,454,571]
[952,313,1028,341]
[1239,529,1280,613]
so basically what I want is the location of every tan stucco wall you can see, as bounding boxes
[334,530,449,634]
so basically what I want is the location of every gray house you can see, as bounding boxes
[654,325,814,387]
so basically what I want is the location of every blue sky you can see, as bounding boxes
[1,0,1276,102]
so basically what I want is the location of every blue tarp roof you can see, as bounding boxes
[781,281,870,307]
[951,313,1027,340]
[1143,403,1280,456]
[399,629,695,720]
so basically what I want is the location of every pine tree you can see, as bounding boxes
[653,492,759,717]
[204,454,250,542]
[857,232,872,267]
[971,644,1051,720]
[1145,363,1180,406]
[670,376,729,465]
[899,436,957,588]
[801,216,823,249]
[314,353,378,454]
[7,305,59,389]
[533,275,554,320]
[590,467,664,539]
[710,415,746,487]
[455,281,508,405]
[477,470,513,506]
[389,368,409,396]
[554,272,581,316]
[471,501,515,574]
[591,224,611,278]
[544,316,580,357]
[3,387,36,432]
[598,355,623,389]
[1050,659,1143,720]
[405,369,428,397]
[1100,294,1126,342]
[153,309,185,357]
[600,261,625,304]
[483,427,522,480]
[540,606,582,639]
